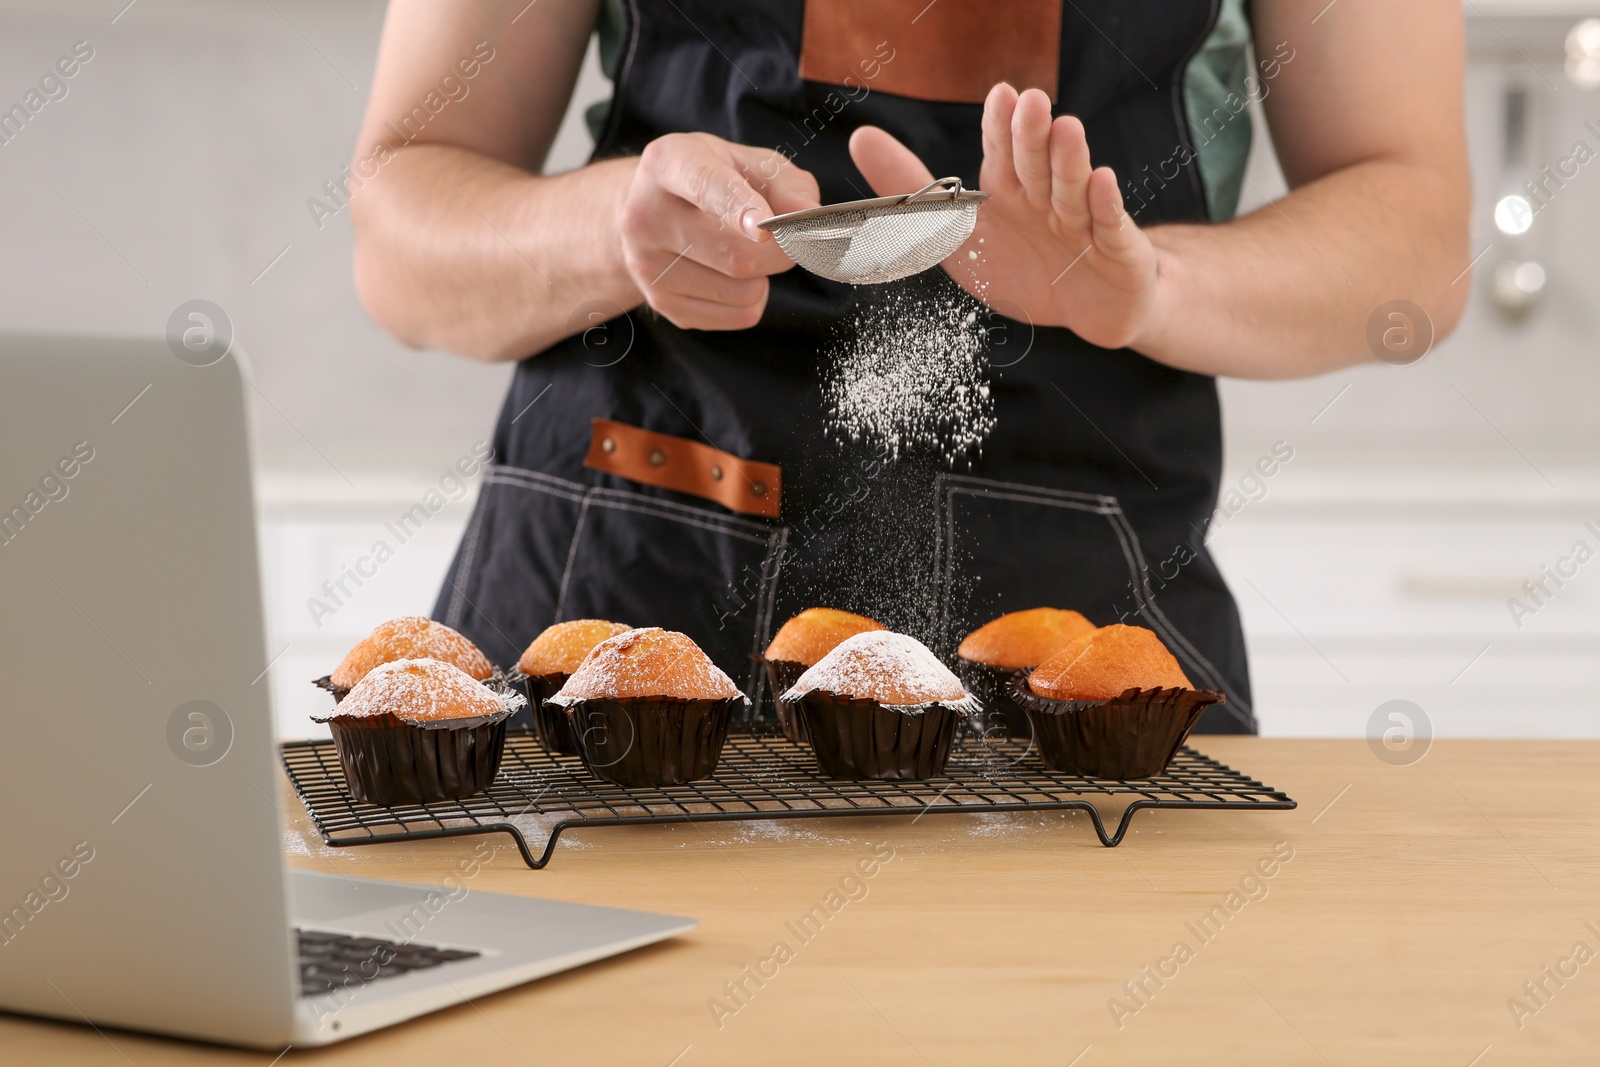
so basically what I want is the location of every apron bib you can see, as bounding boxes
[435,0,1256,733]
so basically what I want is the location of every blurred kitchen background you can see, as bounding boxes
[2,0,1596,740]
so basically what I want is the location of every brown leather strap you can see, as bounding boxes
[798,0,1061,105]
[582,418,781,519]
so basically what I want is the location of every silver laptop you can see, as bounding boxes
[0,333,693,1049]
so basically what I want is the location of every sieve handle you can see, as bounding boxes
[897,177,968,205]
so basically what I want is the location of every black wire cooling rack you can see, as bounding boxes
[280,725,1295,868]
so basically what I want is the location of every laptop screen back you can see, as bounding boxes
[0,334,297,1046]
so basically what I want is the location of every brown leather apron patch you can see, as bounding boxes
[583,418,782,519]
[799,0,1061,105]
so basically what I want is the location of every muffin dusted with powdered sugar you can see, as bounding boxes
[547,628,746,788]
[312,657,522,806]
[780,631,978,782]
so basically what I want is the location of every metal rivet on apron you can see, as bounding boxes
[601,437,616,454]
[649,448,667,467]
[750,481,767,497]
[710,465,723,480]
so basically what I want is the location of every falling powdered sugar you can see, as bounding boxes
[821,282,996,464]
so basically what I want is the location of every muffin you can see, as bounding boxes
[759,608,886,744]
[314,616,494,702]
[955,608,1096,736]
[311,658,523,806]
[509,619,631,753]
[545,628,747,787]
[1008,624,1223,778]
[779,631,978,781]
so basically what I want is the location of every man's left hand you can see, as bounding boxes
[850,83,1162,351]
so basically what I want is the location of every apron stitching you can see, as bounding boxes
[554,492,593,620]
[746,526,789,701]
[1101,507,1209,670]
[487,466,588,502]
[490,468,775,540]
[589,485,775,536]
[764,528,788,641]
[941,472,1118,509]
[934,478,949,652]
[444,475,492,628]
[492,463,582,486]
[1093,499,1219,688]
[952,487,1117,516]
[484,475,586,506]
[1104,508,1256,728]
[583,496,774,545]
[939,482,1116,649]
[487,467,776,681]
[1101,506,1235,694]
[939,483,1119,653]
[938,477,1252,728]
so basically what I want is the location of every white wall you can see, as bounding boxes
[0,0,609,473]
[3,1,1597,739]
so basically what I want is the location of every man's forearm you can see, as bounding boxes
[351,145,642,362]
[1134,158,1472,380]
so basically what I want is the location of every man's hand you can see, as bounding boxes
[620,133,820,331]
[851,84,1161,351]
[849,0,1472,382]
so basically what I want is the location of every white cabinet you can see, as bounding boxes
[1209,492,1600,738]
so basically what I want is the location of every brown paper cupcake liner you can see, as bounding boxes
[786,691,974,781]
[313,674,523,805]
[754,656,810,744]
[1007,672,1223,779]
[312,674,349,704]
[326,711,512,806]
[505,669,580,754]
[955,659,1036,741]
[557,696,742,788]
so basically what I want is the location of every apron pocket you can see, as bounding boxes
[437,467,588,670]
[556,487,787,701]
[934,473,1231,697]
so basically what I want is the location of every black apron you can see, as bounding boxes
[434,0,1257,733]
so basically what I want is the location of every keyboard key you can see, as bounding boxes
[298,931,346,944]
[294,929,479,997]
[391,956,444,971]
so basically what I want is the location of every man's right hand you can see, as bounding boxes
[619,133,820,331]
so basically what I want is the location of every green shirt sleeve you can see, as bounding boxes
[1182,0,1255,221]
[583,0,626,145]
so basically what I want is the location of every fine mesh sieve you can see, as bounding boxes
[757,176,989,285]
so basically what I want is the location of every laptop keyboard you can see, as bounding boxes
[296,929,480,997]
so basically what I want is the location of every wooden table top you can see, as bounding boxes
[4,738,1598,1065]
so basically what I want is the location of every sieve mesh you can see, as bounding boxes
[759,177,987,285]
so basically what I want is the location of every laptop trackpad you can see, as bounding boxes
[289,870,436,924]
